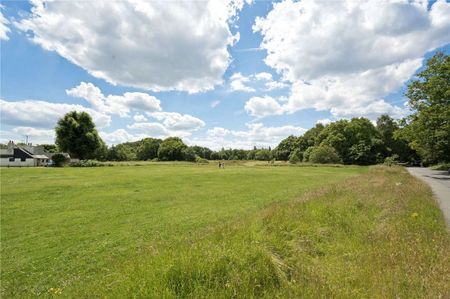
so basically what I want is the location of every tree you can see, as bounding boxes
[317,118,382,165]
[51,153,68,167]
[182,147,197,162]
[275,135,299,160]
[157,137,187,161]
[55,111,105,160]
[289,149,303,164]
[136,138,162,160]
[398,52,450,164]
[255,149,272,161]
[309,145,341,164]
[376,115,417,163]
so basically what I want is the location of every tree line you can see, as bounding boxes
[46,52,449,166]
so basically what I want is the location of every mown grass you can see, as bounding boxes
[1,164,449,298]
[1,163,363,297]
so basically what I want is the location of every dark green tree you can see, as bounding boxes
[275,135,299,160]
[55,111,105,160]
[397,52,450,164]
[136,138,162,160]
[51,153,68,167]
[157,137,187,161]
[376,115,417,163]
[309,145,342,164]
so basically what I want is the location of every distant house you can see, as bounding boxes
[0,141,70,167]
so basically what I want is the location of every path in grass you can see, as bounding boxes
[0,164,364,297]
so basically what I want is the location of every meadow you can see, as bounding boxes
[1,163,449,298]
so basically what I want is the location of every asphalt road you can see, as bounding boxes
[407,167,450,229]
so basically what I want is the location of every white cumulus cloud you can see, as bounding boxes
[0,99,111,129]
[199,123,306,150]
[244,96,284,118]
[253,0,450,119]
[66,82,162,117]
[15,0,249,93]
[0,8,10,41]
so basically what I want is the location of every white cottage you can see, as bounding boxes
[0,141,69,167]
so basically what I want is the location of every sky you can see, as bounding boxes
[1,0,449,150]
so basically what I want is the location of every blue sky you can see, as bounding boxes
[1,0,449,149]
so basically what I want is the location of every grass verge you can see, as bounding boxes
[73,166,450,298]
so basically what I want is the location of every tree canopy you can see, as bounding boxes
[55,111,105,159]
[397,52,450,164]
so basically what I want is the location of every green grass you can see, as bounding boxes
[1,164,449,298]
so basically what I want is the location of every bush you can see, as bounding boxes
[69,160,112,167]
[51,153,68,167]
[182,147,197,162]
[384,155,399,166]
[196,156,209,164]
[309,145,342,164]
[289,149,303,164]
[302,146,315,162]
[429,163,450,171]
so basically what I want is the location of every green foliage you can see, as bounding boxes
[182,147,197,162]
[51,153,68,167]
[297,123,325,151]
[55,111,105,160]
[69,160,112,167]
[190,146,213,160]
[308,145,342,164]
[317,118,382,165]
[376,115,417,163]
[195,156,209,164]
[289,148,303,164]
[275,135,299,160]
[255,149,272,161]
[384,155,399,166]
[158,137,188,161]
[302,146,315,162]
[136,138,162,161]
[41,144,58,153]
[398,52,450,164]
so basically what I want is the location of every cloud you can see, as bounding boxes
[229,72,288,92]
[99,129,143,145]
[210,100,221,109]
[16,0,249,92]
[66,82,162,117]
[198,122,306,150]
[316,118,333,125]
[230,72,255,92]
[0,99,111,129]
[133,114,148,122]
[253,0,450,119]
[149,112,205,131]
[0,9,10,41]
[244,96,284,118]
[126,122,171,138]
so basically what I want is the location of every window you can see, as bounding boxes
[9,157,14,162]
[21,158,26,162]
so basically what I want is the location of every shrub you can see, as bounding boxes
[384,154,399,166]
[69,160,112,167]
[182,147,197,162]
[289,149,303,164]
[302,146,315,162]
[51,153,68,167]
[195,156,209,164]
[309,145,342,164]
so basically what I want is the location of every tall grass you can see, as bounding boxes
[76,167,450,297]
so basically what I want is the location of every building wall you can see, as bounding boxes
[0,158,36,167]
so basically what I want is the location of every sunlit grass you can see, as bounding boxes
[1,164,449,297]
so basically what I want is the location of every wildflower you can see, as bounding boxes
[411,212,419,218]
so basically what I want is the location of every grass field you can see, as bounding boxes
[1,164,449,298]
